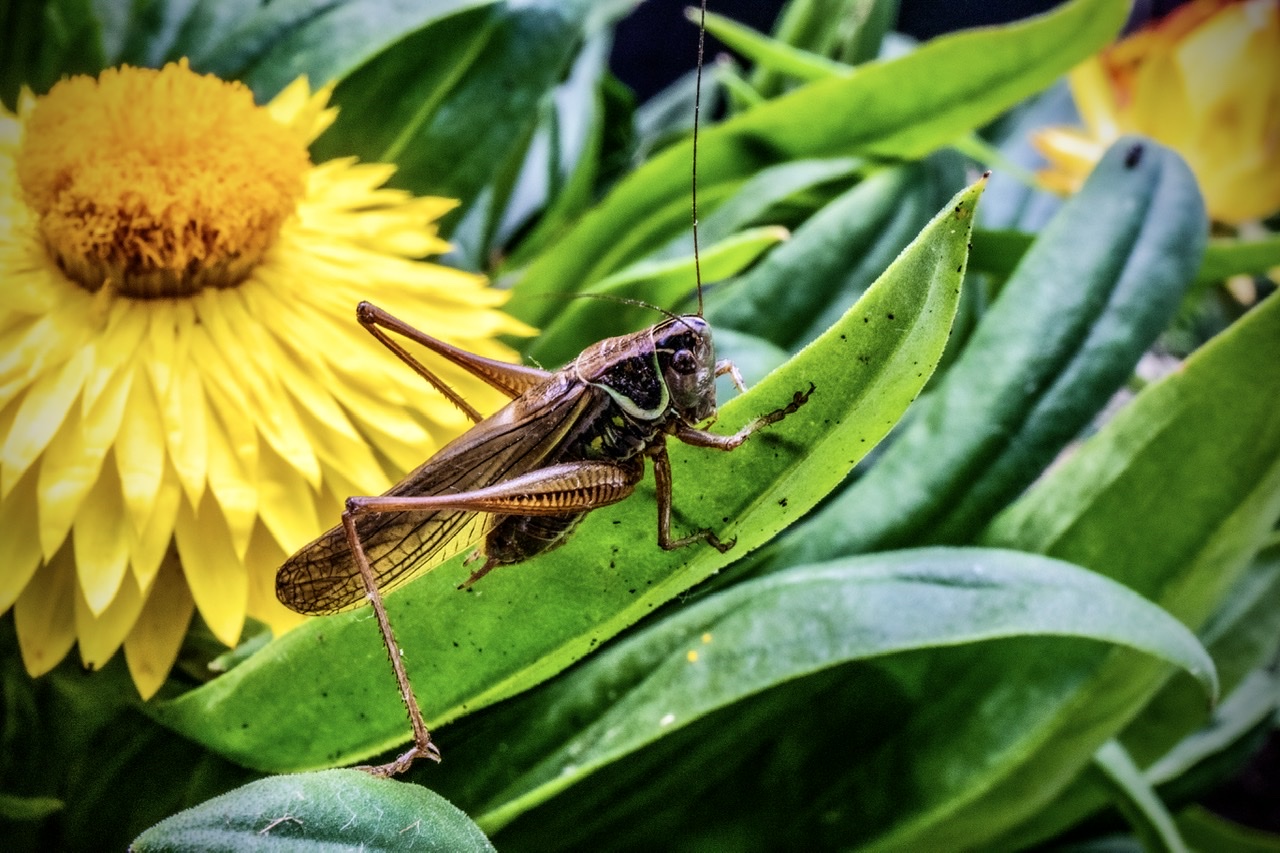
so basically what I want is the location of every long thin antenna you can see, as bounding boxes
[692,0,706,315]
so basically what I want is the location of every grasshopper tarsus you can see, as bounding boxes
[458,556,500,590]
[358,739,442,778]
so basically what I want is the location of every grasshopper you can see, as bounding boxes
[275,0,811,778]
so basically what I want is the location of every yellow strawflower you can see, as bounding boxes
[0,60,532,698]
[1034,0,1280,224]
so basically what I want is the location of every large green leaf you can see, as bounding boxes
[777,138,1206,563]
[511,0,1126,328]
[146,178,983,773]
[308,1,624,255]
[423,548,1215,837]
[974,290,1280,849]
[186,0,496,98]
[993,545,1280,844]
[131,770,493,852]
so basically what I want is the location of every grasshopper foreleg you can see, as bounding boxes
[656,382,815,553]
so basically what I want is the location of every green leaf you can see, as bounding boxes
[699,8,852,82]
[1020,553,1280,849]
[0,793,63,821]
[977,290,1280,849]
[148,178,984,773]
[750,0,900,96]
[1146,669,1280,789]
[1176,805,1280,853]
[973,230,1280,289]
[704,159,956,351]
[187,0,497,98]
[1194,233,1280,287]
[661,156,866,259]
[0,0,105,104]
[432,548,1216,835]
[511,0,1127,328]
[1128,545,1280,771]
[523,225,791,367]
[780,138,1206,564]
[130,770,494,852]
[1092,740,1189,853]
[305,2,628,257]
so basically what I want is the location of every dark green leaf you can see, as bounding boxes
[434,549,1216,834]
[131,770,494,852]
[187,0,495,98]
[780,138,1206,563]
[1176,805,1280,853]
[973,230,1280,289]
[0,0,105,104]
[977,289,1280,849]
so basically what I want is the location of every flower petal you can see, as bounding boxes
[153,348,208,509]
[0,457,42,612]
[0,313,69,411]
[243,521,305,637]
[33,352,133,563]
[72,454,131,615]
[14,542,76,677]
[256,441,319,556]
[124,551,194,700]
[206,401,257,558]
[74,569,145,670]
[2,344,92,497]
[36,393,102,559]
[114,363,166,535]
[128,457,182,591]
[203,287,320,487]
[173,487,246,647]
[189,323,258,475]
[82,298,146,412]
[1068,57,1122,143]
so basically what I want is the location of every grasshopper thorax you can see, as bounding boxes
[573,314,717,427]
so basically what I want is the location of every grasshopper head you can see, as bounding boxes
[655,314,717,425]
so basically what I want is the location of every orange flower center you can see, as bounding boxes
[15,60,309,298]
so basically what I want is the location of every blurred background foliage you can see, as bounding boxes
[2,0,1277,849]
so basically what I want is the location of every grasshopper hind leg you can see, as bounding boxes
[340,510,442,776]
